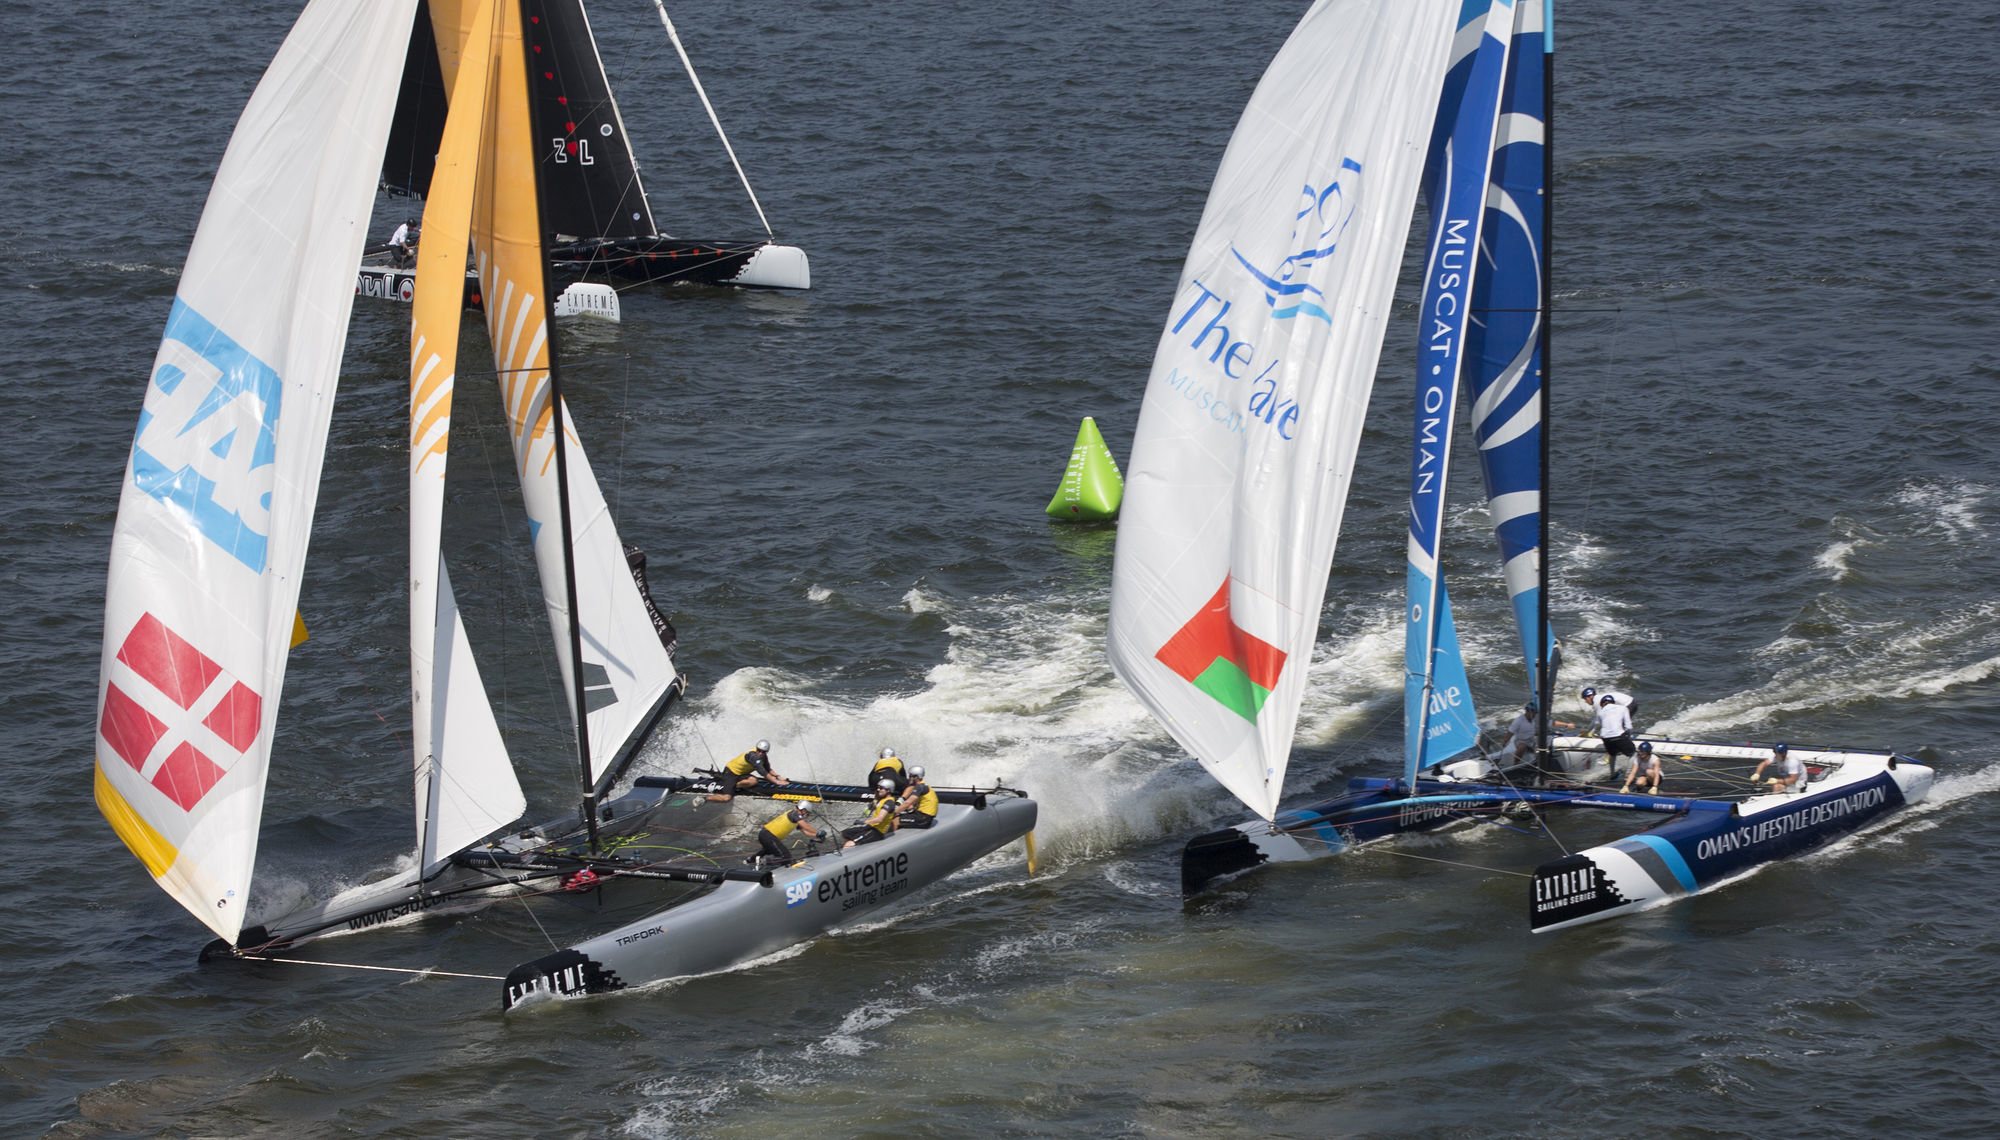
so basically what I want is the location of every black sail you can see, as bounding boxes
[522,0,657,239]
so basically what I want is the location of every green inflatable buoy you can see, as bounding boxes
[1046,416,1124,522]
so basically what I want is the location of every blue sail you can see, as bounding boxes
[1464,0,1557,702]
[1409,583,1481,771]
[1403,0,1513,784]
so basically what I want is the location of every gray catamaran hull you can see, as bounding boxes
[501,795,1038,1008]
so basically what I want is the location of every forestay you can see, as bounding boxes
[1107,0,1460,820]
[93,0,419,942]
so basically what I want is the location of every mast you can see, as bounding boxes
[1535,0,1556,760]
[517,0,601,851]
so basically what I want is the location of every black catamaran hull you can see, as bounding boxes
[1531,754,1932,931]
[500,794,1037,1009]
[548,236,810,289]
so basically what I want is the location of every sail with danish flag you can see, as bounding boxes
[95,0,684,947]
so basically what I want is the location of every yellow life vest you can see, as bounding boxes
[866,793,899,834]
[907,782,939,818]
[763,808,804,839]
[726,750,769,778]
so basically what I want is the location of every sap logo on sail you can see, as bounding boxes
[1694,785,1890,861]
[131,299,281,574]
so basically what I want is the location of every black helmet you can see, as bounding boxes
[1600,695,1615,706]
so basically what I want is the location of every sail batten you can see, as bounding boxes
[1108,0,1460,820]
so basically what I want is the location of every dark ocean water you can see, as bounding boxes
[4,0,1999,1136]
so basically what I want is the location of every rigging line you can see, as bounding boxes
[647,0,775,236]
[1361,846,1533,878]
[612,354,633,528]
[238,956,504,982]
[1476,764,1573,855]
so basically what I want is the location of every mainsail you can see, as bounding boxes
[1465,0,1556,702]
[1402,0,1516,781]
[1107,0,1460,820]
[94,0,420,942]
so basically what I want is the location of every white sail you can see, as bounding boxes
[411,0,524,873]
[94,0,419,941]
[1107,0,1458,819]
[471,0,680,790]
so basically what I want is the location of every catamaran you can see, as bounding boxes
[355,0,809,306]
[96,0,1028,1008]
[1105,0,1931,925]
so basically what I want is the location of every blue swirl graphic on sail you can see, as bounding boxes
[1229,157,1364,325]
[1464,2,1557,700]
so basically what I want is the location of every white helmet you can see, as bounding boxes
[876,778,895,791]
[879,746,897,760]
[755,739,772,752]
[908,765,926,780]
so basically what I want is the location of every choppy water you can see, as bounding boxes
[4,0,1999,1135]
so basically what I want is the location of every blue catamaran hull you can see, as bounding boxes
[1182,745,1934,930]
[1181,774,1692,895]
[1531,754,1932,930]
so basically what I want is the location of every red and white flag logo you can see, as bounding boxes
[99,613,262,812]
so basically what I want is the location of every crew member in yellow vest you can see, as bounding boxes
[709,739,790,801]
[866,746,907,794]
[898,765,938,830]
[842,779,901,849]
[756,804,819,864]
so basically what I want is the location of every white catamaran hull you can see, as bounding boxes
[1531,752,1933,931]
[501,795,1037,1008]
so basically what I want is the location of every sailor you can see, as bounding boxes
[756,803,819,865]
[842,779,901,849]
[1505,703,1539,764]
[1751,742,1804,794]
[1579,685,1637,725]
[388,218,417,266]
[866,746,908,795]
[709,739,788,801]
[1621,741,1663,794]
[1593,694,1637,773]
[898,765,939,830]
